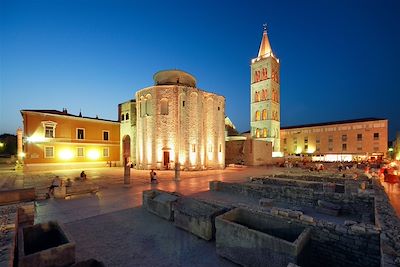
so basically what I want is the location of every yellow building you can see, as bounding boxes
[280,118,388,161]
[20,109,120,170]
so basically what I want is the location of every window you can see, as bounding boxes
[103,147,109,157]
[182,101,185,107]
[373,146,379,152]
[145,95,152,116]
[316,137,320,144]
[218,106,220,111]
[255,111,260,121]
[192,144,196,153]
[304,144,308,150]
[328,147,333,151]
[219,144,222,152]
[283,138,287,144]
[293,137,297,144]
[328,136,333,143]
[357,144,362,151]
[126,113,129,120]
[160,99,169,115]
[208,144,213,153]
[262,109,267,120]
[263,128,267,138]
[342,143,347,151]
[44,146,54,158]
[373,133,379,140]
[103,131,109,141]
[77,129,85,140]
[304,137,308,144]
[45,126,54,138]
[77,147,84,157]
[121,114,125,121]
[342,135,347,142]
[316,147,320,152]
[357,134,362,141]
[255,128,260,138]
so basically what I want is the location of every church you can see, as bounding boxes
[119,70,226,170]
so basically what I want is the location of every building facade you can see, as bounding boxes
[250,28,281,152]
[20,109,120,170]
[134,70,225,170]
[118,99,137,166]
[280,118,388,161]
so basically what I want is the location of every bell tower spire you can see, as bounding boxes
[258,24,273,58]
[250,25,281,152]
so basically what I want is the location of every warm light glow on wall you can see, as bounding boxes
[0,142,4,148]
[87,149,100,160]
[307,147,316,154]
[18,152,26,158]
[59,149,73,160]
[295,147,302,154]
[27,135,45,143]
[272,151,283,158]
[146,140,152,164]
[190,150,197,166]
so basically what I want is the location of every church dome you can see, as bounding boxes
[153,70,197,87]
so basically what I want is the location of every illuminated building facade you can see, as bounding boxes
[250,27,280,152]
[118,99,136,166]
[135,70,225,170]
[20,109,120,170]
[280,118,388,161]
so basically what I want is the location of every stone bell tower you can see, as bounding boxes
[250,25,280,152]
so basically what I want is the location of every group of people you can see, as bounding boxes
[48,170,87,197]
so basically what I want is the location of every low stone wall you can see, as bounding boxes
[210,181,374,221]
[250,177,325,191]
[18,221,75,267]
[142,190,180,221]
[373,181,400,266]
[242,205,380,267]
[216,207,310,267]
[0,188,35,206]
[172,197,229,240]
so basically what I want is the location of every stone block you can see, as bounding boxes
[259,198,274,207]
[142,190,180,221]
[216,208,310,267]
[0,188,35,205]
[209,180,221,191]
[316,206,339,216]
[300,215,314,223]
[18,221,75,267]
[172,197,229,240]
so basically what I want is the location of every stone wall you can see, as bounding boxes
[210,181,374,221]
[225,139,273,166]
[240,205,380,267]
[373,181,400,266]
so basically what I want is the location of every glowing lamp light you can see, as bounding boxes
[295,147,302,154]
[18,152,26,158]
[87,149,100,160]
[272,151,283,158]
[59,149,73,160]
[388,148,394,152]
[0,142,4,148]
[27,136,45,143]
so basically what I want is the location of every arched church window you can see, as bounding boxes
[121,114,125,121]
[255,111,260,121]
[126,113,129,120]
[255,128,260,138]
[261,90,266,101]
[263,128,268,138]
[145,94,152,116]
[262,109,267,120]
[254,91,258,102]
[160,99,168,115]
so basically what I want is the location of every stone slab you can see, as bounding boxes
[142,190,180,221]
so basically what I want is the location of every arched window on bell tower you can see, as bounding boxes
[263,128,268,138]
[262,109,267,120]
[255,110,260,121]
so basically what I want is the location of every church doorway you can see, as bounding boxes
[163,151,170,169]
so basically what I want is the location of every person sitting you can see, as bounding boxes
[80,171,87,180]
[48,176,61,196]
[150,169,158,184]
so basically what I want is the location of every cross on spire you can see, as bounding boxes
[263,23,268,32]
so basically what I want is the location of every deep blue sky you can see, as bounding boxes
[1,0,399,140]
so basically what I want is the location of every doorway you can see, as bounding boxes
[163,151,170,169]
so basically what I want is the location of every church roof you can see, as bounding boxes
[153,69,196,87]
[257,30,273,58]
